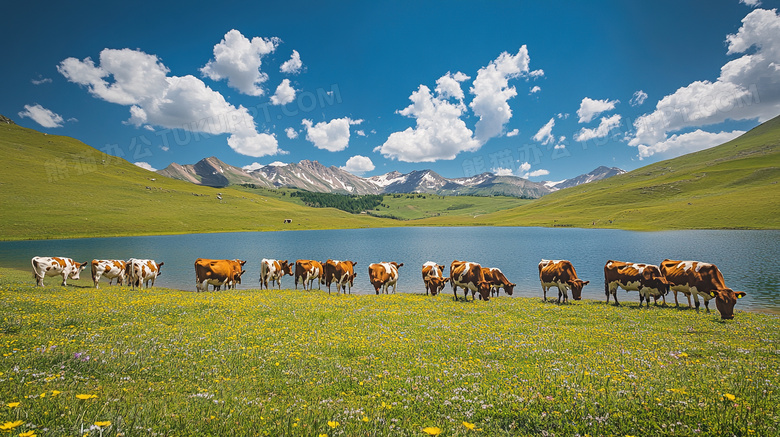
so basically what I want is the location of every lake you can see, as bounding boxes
[1,227,778,312]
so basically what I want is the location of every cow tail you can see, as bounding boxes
[31,258,39,281]
[91,260,98,283]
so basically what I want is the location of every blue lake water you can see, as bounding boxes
[1,227,778,312]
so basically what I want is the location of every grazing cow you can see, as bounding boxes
[368,262,404,294]
[91,259,127,288]
[294,260,323,290]
[450,260,491,301]
[481,267,516,297]
[195,259,247,292]
[31,257,87,287]
[322,260,357,294]
[538,259,589,303]
[660,259,746,319]
[604,260,669,307]
[126,259,164,290]
[259,259,293,289]
[422,261,448,296]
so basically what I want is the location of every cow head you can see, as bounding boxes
[504,282,517,296]
[236,259,247,267]
[280,260,294,276]
[642,266,669,294]
[70,261,88,280]
[393,262,404,268]
[477,280,492,301]
[234,269,247,285]
[156,261,164,276]
[567,279,590,300]
[710,288,746,320]
[428,276,449,296]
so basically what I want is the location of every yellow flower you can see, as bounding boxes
[723,393,736,402]
[51,390,61,397]
[678,352,688,358]
[94,421,111,428]
[0,421,24,431]
[75,394,97,400]
[327,420,339,428]
[423,427,442,436]
[19,431,36,437]
[361,416,370,422]
[6,402,20,408]
[319,434,327,437]
[463,421,476,430]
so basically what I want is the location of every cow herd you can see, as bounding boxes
[29,255,746,320]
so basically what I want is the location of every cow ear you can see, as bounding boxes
[736,291,746,299]
[582,280,590,285]
[397,263,404,267]
[709,291,718,298]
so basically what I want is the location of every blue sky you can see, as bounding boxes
[3,0,779,181]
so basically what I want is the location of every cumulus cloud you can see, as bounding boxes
[577,97,619,123]
[506,128,519,137]
[532,118,555,145]
[375,82,479,162]
[243,162,264,171]
[285,127,298,139]
[574,114,622,142]
[435,71,470,100]
[470,47,532,143]
[356,130,366,136]
[133,161,157,171]
[637,129,745,159]
[557,113,569,119]
[515,161,549,179]
[341,155,375,175]
[492,167,514,176]
[280,50,303,74]
[630,8,780,154]
[630,90,648,106]
[31,76,52,85]
[200,29,280,96]
[529,85,541,94]
[740,0,761,7]
[58,47,281,157]
[301,117,362,152]
[270,79,296,105]
[18,104,64,128]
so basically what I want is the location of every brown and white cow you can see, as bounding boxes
[604,260,669,307]
[31,257,87,287]
[422,261,448,296]
[538,259,589,303]
[450,260,491,301]
[294,260,323,290]
[322,260,357,294]
[91,259,127,288]
[368,262,403,294]
[481,267,516,297]
[660,259,746,319]
[126,258,164,290]
[260,259,293,289]
[195,259,247,292]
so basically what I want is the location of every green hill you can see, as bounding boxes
[0,119,393,240]
[415,115,780,230]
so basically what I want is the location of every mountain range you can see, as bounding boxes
[158,157,624,198]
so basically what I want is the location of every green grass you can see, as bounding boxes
[1,267,778,436]
[0,123,395,240]
[366,194,530,220]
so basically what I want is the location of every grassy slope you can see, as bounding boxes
[1,267,778,436]
[368,194,530,220]
[417,116,780,230]
[0,123,394,240]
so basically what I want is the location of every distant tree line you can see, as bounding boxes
[290,191,384,214]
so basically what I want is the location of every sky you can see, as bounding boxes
[3,0,780,182]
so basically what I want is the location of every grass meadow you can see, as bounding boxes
[1,267,778,436]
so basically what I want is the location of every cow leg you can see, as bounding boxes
[703,300,711,313]
[453,285,458,301]
[542,285,547,302]
[686,294,692,308]
[61,273,68,287]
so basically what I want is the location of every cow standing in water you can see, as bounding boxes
[660,259,746,319]
[368,262,403,294]
[322,260,357,294]
[195,259,247,292]
[294,260,323,290]
[538,259,589,303]
[421,261,448,296]
[260,259,293,289]
[31,257,87,287]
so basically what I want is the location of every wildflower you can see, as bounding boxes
[51,391,61,397]
[723,393,736,402]
[361,416,370,422]
[328,420,339,428]
[94,421,111,427]
[319,434,327,437]
[75,394,97,400]
[6,402,20,408]
[0,421,23,431]
[678,352,688,358]
[19,431,36,437]
[463,421,476,430]
[423,426,442,435]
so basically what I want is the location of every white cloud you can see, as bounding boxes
[18,104,64,128]
[58,47,281,158]
[375,82,479,162]
[267,161,288,167]
[301,117,362,152]
[519,162,531,172]
[740,0,761,7]
[506,128,519,137]
[630,8,780,153]
[435,71,470,100]
[470,47,532,143]
[554,143,566,149]
[341,155,375,175]
[527,169,550,177]
[285,127,298,139]
[492,167,514,176]
[533,118,555,145]
[356,130,366,137]
[134,161,157,171]
[557,112,569,119]
[574,114,622,142]
[630,90,648,106]
[243,162,264,171]
[529,69,545,78]
[270,79,296,105]
[637,129,745,159]
[31,76,52,85]
[529,85,541,94]
[516,161,549,179]
[280,50,303,74]
[200,29,280,96]
[577,97,619,123]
